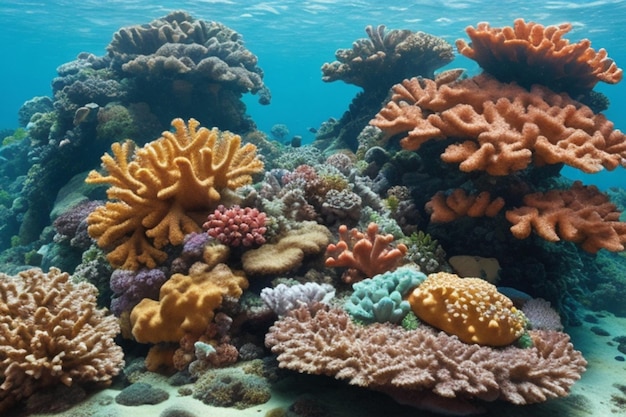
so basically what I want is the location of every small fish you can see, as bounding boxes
[307,127,318,134]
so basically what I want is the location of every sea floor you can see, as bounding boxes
[19,309,626,417]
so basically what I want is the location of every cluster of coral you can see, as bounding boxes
[2,15,625,417]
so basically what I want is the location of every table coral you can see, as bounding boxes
[130,263,248,344]
[0,267,124,413]
[325,222,408,283]
[370,73,626,175]
[456,19,623,96]
[86,117,264,270]
[266,306,586,414]
[408,272,527,346]
[505,181,626,253]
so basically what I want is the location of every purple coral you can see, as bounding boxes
[110,268,168,316]
[53,200,103,249]
[203,205,267,247]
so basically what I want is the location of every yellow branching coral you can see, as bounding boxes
[0,268,124,413]
[86,118,264,270]
[408,272,527,346]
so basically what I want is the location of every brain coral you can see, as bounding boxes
[408,272,527,346]
[86,117,264,270]
[0,267,124,413]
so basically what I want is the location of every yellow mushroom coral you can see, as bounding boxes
[408,272,527,346]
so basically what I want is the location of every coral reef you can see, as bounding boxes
[86,118,263,269]
[408,272,527,346]
[0,267,124,413]
[456,18,623,96]
[325,222,408,283]
[266,306,586,414]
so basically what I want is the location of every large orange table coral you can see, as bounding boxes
[371,73,626,175]
[456,19,623,95]
[506,181,626,253]
[86,118,264,270]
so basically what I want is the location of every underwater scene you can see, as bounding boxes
[2,1,626,416]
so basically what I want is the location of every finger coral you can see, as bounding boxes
[408,272,527,346]
[86,117,264,270]
[456,18,623,96]
[266,306,586,414]
[426,189,505,223]
[505,181,626,253]
[325,222,408,283]
[370,73,626,175]
[0,267,124,413]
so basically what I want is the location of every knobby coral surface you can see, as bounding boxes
[370,73,626,175]
[266,306,586,413]
[456,18,623,95]
[0,268,124,413]
[86,117,263,270]
[325,222,408,283]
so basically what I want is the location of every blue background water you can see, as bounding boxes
[1,0,625,188]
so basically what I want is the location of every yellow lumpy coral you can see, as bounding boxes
[86,118,264,270]
[408,272,527,346]
[130,263,248,344]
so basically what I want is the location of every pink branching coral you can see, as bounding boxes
[325,223,408,283]
[203,205,267,247]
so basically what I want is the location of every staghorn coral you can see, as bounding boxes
[0,267,124,413]
[130,263,248,344]
[322,24,454,91]
[370,73,626,175]
[456,19,623,96]
[408,272,527,346]
[266,306,586,413]
[426,189,505,223]
[86,117,263,270]
[505,181,626,253]
[325,222,408,283]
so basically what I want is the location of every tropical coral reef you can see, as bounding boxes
[0,267,124,413]
[86,117,263,269]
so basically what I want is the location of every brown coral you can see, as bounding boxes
[86,117,264,270]
[505,181,626,253]
[456,19,623,95]
[426,189,505,223]
[325,222,408,283]
[0,268,124,413]
[370,74,626,175]
[266,306,586,412]
[321,24,453,90]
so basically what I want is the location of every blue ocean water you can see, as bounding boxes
[1,0,626,188]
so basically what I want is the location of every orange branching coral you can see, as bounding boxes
[0,268,124,413]
[505,181,626,253]
[370,74,626,175]
[408,272,527,346]
[266,306,586,412]
[86,118,264,270]
[426,189,505,222]
[325,223,408,283]
[456,19,623,95]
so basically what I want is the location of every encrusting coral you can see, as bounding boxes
[0,267,124,413]
[266,306,586,414]
[456,18,623,96]
[325,222,408,283]
[86,117,264,270]
[408,272,527,346]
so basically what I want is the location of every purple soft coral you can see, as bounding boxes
[110,268,168,316]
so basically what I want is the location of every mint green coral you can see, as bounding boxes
[344,266,427,324]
